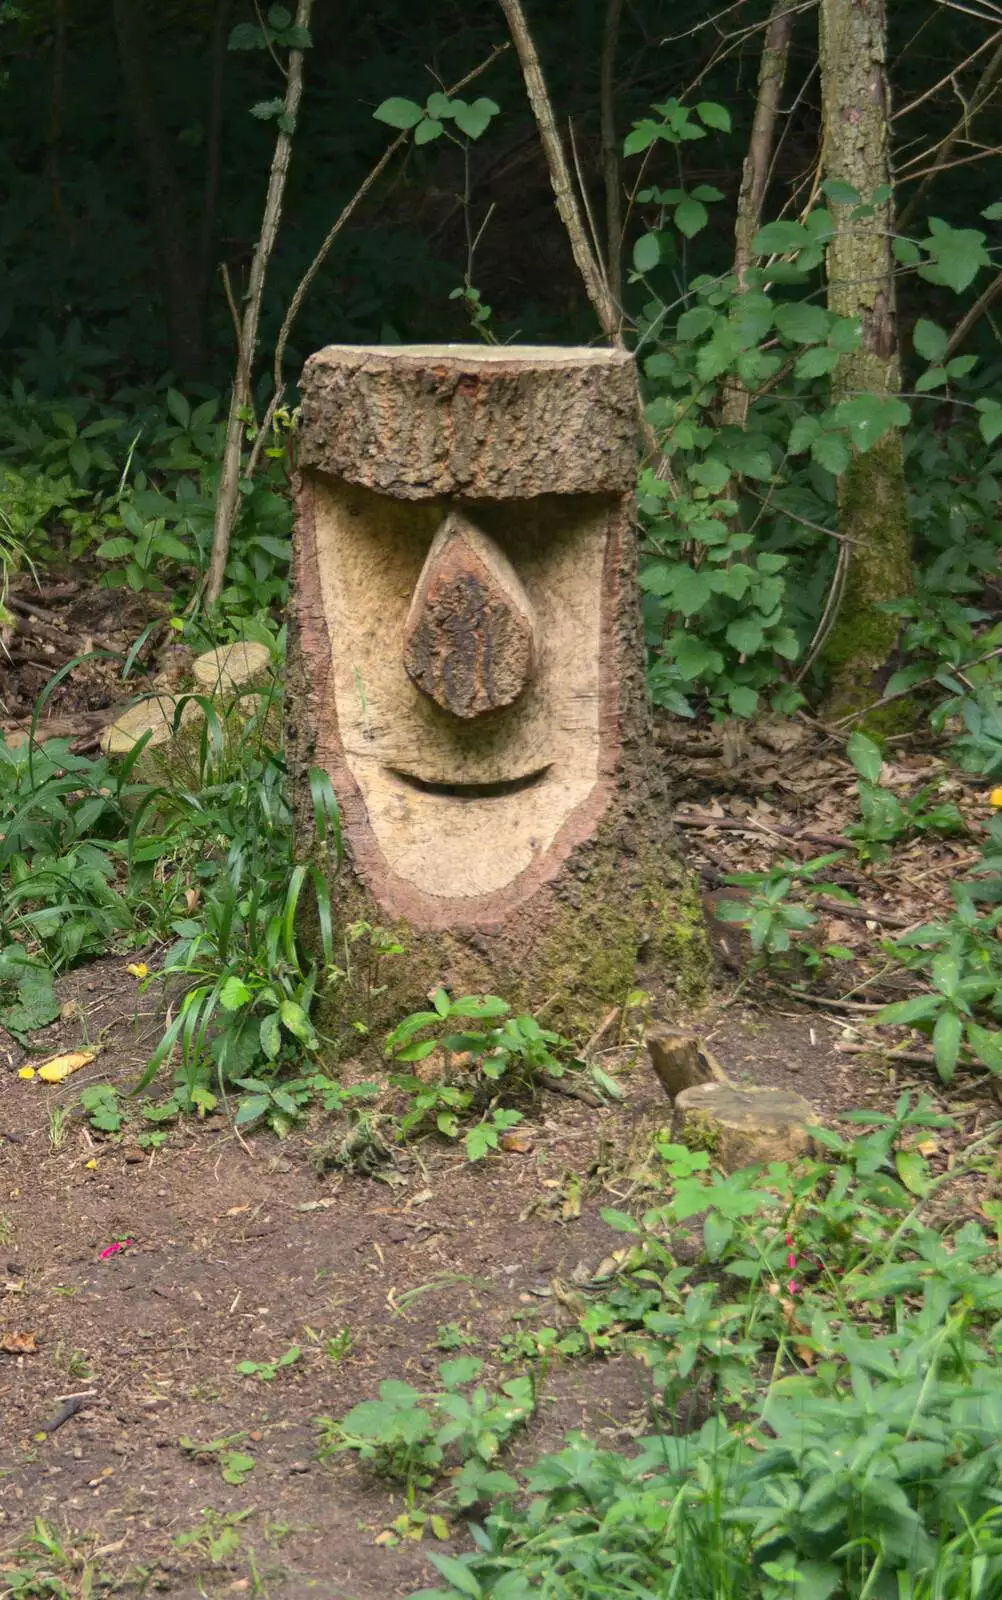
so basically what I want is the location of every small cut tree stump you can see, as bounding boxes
[672,1082,818,1172]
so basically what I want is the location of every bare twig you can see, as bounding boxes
[206,0,314,607]
[896,32,1002,232]
[829,644,1002,728]
[497,0,620,340]
[721,0,798,468]
[674,811,853,851]
[796,541,850,683]
[732,0,798,296]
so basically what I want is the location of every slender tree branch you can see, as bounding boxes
[206,0,313,607]
[721,0,798,438]
[497,0,620,341]
[945,264,1002,356]
[599,0,624,305]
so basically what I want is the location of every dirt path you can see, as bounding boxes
[0,956,896,1598]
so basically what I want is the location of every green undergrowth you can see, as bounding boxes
[361,1097,1002,1600]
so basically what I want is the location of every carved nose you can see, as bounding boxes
[403,511,537,719]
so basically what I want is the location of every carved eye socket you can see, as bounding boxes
[402,510,537,720]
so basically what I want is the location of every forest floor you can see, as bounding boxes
[2,580,1001,1597]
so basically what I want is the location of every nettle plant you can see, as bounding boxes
[627,101,1002,718]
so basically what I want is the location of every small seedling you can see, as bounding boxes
[436,1322,476,1351]
[79,1083,123,1134]
[324,1327,353,1363]
[180,1433,257,1484]
[235,1345,301,1382]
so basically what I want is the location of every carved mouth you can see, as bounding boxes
[387,765,551,800]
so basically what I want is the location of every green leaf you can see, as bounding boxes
[373,97,424,130]
[913,318,948,362]
[933,1009,963,1083]
[268,4,292,25]
[982,201,1002,220]
[279,999,317,1046]
[228,22,265,49]
[810,432,851,474]
[821,179,861,205]
[414,117,444,145]
[835,393,910,451]
[673,634,724,679]
[219,975,252,1011]
[919,221,990,293]
[674,198,707,238]
[260,1011,282,1061]
[895,1148,930,1196]
[96,537,134,559]
[915,367,948,393]
[975,400,1002,445]
[672,566,714,616]
[676,305,716,340]
[727,685,758,717]
[967,1023,1002,1073]
[794,346,839,379]
[452,97,499,139]
[428,1555,483,1598]
[726,618,765,655]
[632,233,661,273]
[878,994,942,1025]
[774,302,830,345]
[696,101,730,131]
[623,119,661,157]
[220,1450,256,1485]
[787,415,820,454]
[250,98,286,121]
[847,730,883,781]
[754,220,810,253]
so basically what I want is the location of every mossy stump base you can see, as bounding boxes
[288,344,710,1045]
[672,1083,818,1171]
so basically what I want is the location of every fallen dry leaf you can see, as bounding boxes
[1,1330,38,1354]
[37,1050,95,1084]
[500,1129,534,1153]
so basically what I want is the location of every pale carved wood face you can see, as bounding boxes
[308,477,615,904]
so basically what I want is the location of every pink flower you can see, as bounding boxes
[785,1232,798,1296]
[99,1239,135,1259]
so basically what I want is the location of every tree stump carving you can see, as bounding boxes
[289,345,708,1033]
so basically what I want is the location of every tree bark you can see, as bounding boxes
[112,0,208,381]
[818,0,913,721]
[288,345,709,1042]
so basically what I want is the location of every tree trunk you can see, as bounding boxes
[819,0,913,720]
[288,345,708,1043]
[112,0,208,381]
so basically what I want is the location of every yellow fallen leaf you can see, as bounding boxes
[991,787,1002,808]
[84,1158,98,1170]
[18,1066,35,1080]
[37,1050,95,1084]
[127,962,149,979]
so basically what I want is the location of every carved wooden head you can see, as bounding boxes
[293,345,638,930]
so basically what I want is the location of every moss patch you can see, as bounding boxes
[310,848,711,1061]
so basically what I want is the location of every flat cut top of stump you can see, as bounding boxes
[304,343,634,369]
[298,343,639,500]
